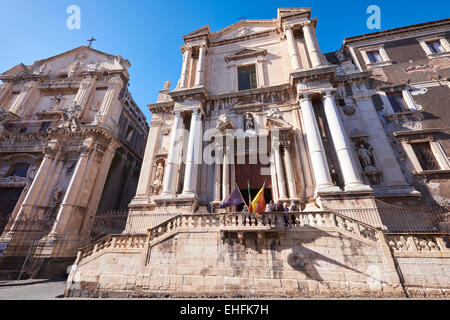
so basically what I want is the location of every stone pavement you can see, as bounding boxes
[0,278,67,300]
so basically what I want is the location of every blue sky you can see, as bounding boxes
[0,0,448,123]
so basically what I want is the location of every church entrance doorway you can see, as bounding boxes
[0,187,24,234]
[234,155,272,212]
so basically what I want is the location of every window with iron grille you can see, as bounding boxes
[411,142,440,171]
[238,64,257,91]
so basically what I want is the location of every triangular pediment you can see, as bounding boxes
[212,20,276,42]
[22,46,130,79]
[224,48,267,62]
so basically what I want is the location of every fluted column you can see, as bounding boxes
[302,22,323,68]
[322,91,371,191]
[285,25,301,72]
[299,94,336,192]
[74,78,97,119]
[282,141,298,199]
[179,47,192,89]
[9,81,39,116]
[95,76,123,131]
[194,45,207,87]
[273,138,288,200]
[222,147,230,201]
[181,108,203,196]
[160,110,184,198]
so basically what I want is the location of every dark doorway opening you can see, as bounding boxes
[237,188,273,212]
[0,187,24,233]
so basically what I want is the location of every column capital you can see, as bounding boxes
[297,93,311,103]
[321,89,337,99]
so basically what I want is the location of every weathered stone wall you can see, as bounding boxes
[394,253,450,297]
[66,228,407,298]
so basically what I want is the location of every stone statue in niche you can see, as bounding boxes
[357,141,381,184]
[243,113,255,131]
[152,162,165,194]
[216,114,230,128]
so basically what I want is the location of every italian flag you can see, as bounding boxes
[251,182,266,216]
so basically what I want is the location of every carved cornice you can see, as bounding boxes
[169,86,209,104]
[290,65,337,85]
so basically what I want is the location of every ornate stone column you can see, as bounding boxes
[194,45,207,87]
[285,25,301,72]
[181,108,203,197]
[299,93,337,192]
[179,47,192,89]
[322,91,371,191]
[281,141,298,199]
[272,137,288,200]
[302,22,323,68]
[160,110,184,198]
[354,93,412,189]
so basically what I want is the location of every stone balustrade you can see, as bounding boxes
[80,234,146,260]
[147,211,382,245]
[385,233,449,252]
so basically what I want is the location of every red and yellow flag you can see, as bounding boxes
[250,182,266,216]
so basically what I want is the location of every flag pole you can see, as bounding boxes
[235,183,251,213]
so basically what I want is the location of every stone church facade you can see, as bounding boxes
[0,46,148,278]
[68,8,449,297]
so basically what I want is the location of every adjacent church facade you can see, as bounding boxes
[0,46,148,278]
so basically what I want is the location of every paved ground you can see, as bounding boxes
[0,278,67,300]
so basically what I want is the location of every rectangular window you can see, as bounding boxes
[387,92,408,113]
[426,40,444,54]
[411,142,440,171]
[238,64,257,91]
[366,50,383,63]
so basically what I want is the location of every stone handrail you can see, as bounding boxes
[77,211,382,262]
[385,233,449,252]
[80,233,146,260]
[147,211,382,246]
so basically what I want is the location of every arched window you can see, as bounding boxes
[11,163,30,178]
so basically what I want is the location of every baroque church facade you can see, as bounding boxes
[3,7,448,297]
[0,46,148,278]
